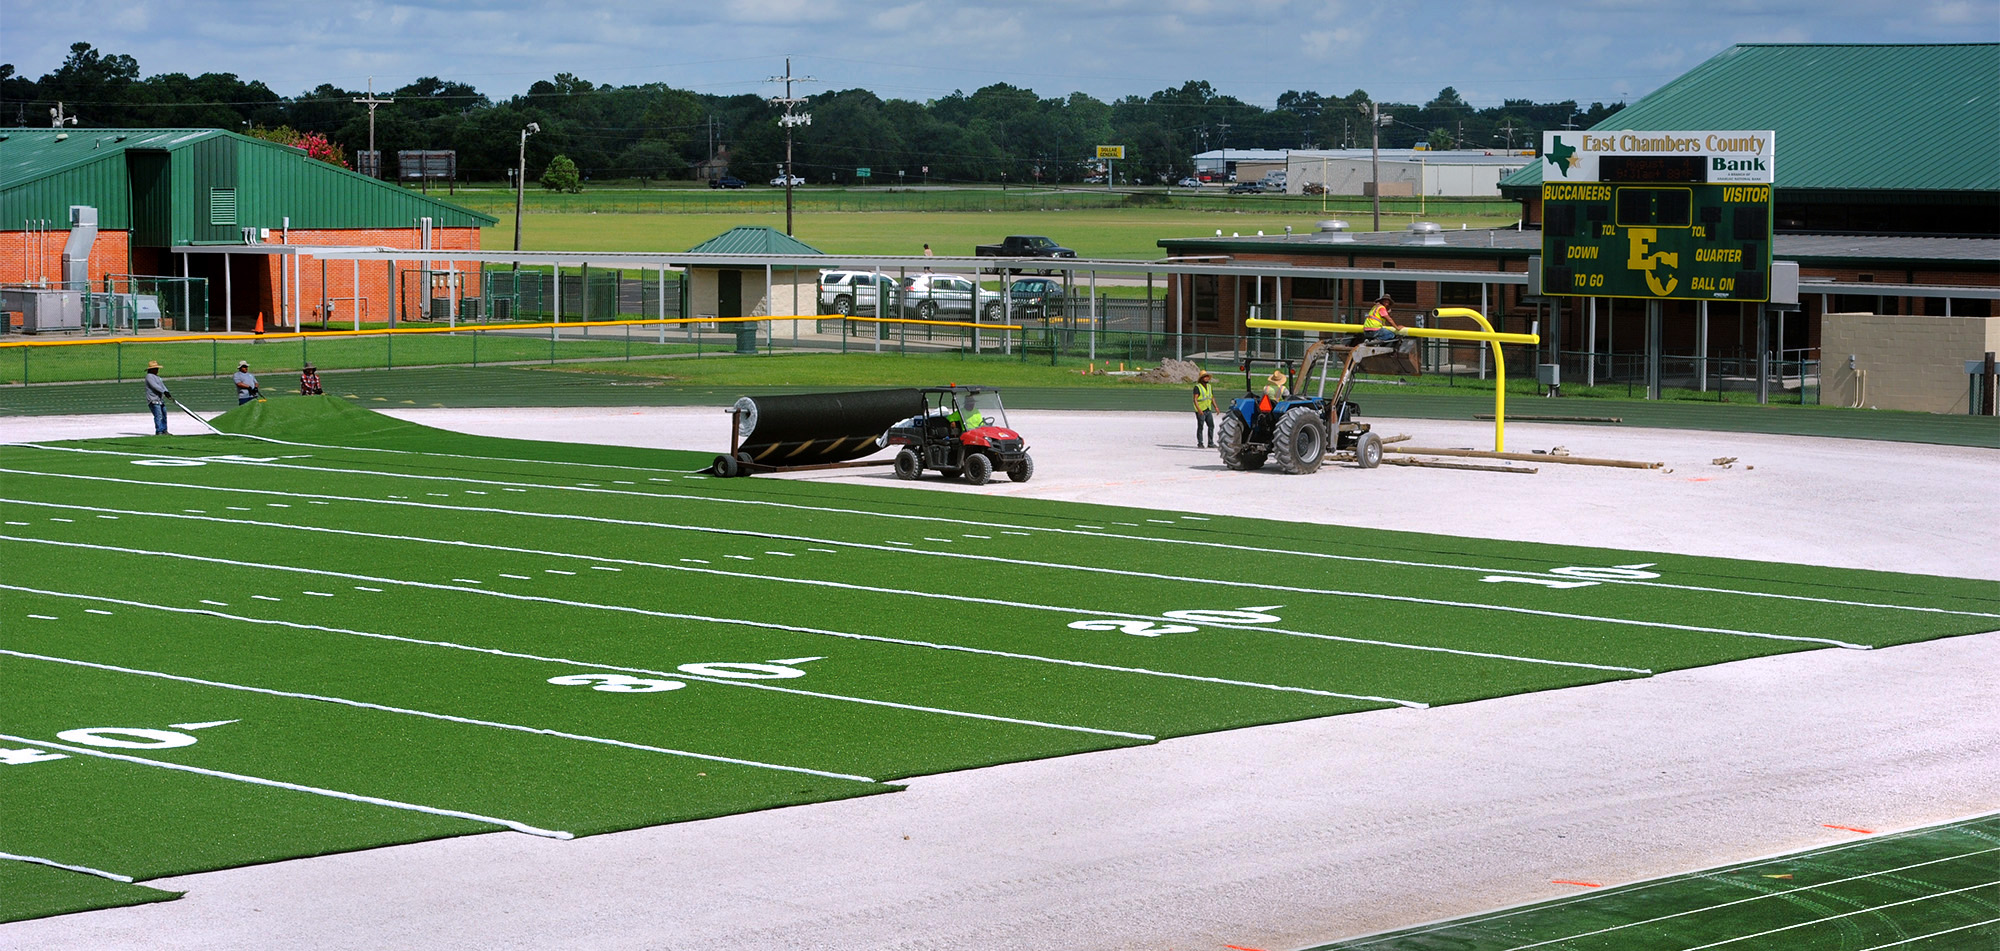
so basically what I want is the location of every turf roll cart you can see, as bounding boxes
[711,389,920,478]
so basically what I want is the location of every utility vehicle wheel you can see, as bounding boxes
[833,295,854,316]
[1007,454,1035,483]
[893,448,922,480]
[1273,407,1328,474]
[918,301,938,320]
[1354,431,1383,469]
[1216,414,1253,470]
[983,301,1003,321]
[963,452,994,486]
[712,454,738,478]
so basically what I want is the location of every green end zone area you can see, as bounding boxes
[3,397,1995,922]
[1309,813,2000,950]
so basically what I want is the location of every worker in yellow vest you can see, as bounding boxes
[1192,371,1216,447]
[1363,294,1401,343]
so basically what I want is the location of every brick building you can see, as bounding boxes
[2,128,493,332]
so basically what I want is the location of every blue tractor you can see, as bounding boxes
[1216,339,1392,474]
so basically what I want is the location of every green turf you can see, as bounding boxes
[0,860,180,924]
[2,398,1994,924]
[1306,813,2000,950]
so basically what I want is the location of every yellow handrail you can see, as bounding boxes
[1244,307,1539,452]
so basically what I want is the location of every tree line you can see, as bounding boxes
[4,42,1625,187]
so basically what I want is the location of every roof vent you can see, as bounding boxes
[1404,221,1446,246]
[1315,219,1353,243]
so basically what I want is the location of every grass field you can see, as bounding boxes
[488,204,1520,260]
[1310,813,2000,950]
[3,397,1995,925]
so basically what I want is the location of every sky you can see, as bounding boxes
[6,0,1997,110]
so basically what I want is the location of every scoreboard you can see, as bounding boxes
[1539,130,1774,303]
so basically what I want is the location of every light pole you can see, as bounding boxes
[514,122,540,269]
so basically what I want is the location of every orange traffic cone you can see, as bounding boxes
[254,312,265,335]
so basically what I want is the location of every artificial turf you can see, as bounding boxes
[2,395,1994,922]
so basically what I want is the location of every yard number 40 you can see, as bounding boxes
[1481,563,1661,589]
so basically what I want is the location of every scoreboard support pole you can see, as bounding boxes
[1756,306,1771,405]
[1646,301,1663,401]
[1697,301,1709,392]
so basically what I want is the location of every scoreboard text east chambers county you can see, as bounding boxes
[1539,130,1775,303]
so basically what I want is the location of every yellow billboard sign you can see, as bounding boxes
[1095,145,1125,159]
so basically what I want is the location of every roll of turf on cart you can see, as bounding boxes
[729,388,922,469]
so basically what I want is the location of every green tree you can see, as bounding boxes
[540,153,581,193]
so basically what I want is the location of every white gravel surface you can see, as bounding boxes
[3,406,1995,951]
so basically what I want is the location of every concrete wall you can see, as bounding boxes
[1819,312,2000,413]
[686,267,817,324]
[1286,157,1524,197]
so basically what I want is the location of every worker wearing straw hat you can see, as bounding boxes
[1192,371,1216,448]
[144,361,171,434]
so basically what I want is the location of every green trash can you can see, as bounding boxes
[733,322,761,354]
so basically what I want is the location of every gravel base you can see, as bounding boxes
[3,406,1994,951]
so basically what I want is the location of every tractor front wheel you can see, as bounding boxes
[964,452,994,486]
[1354,431,1383,469]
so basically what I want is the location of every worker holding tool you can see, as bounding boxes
[144,361,171,434]
[233,360,261,404]
[1192,372,1216,447]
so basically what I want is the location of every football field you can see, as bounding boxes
[3,398,1997,929]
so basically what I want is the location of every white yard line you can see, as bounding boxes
[8,454,1987,624]
[0,581,1172,736]
[1675,881,1999,950]
[0,730,572,839]
[0,851,135,883]
[0,648,877,783]
[3,505,1653,673]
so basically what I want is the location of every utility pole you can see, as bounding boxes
[514,122,540,269]
[1360,101,1384,231]
[1215,119,1231,182]
[766,58,815,236]
[353,78,394,178]
[1497,118,1520,149]
[49,103,78,128]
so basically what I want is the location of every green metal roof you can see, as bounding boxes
[1500,44,2000,194]
[687,226,824,255]
[1,128,496,240]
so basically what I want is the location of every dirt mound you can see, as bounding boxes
[1130,358,1207,384]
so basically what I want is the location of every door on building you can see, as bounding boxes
[718,270,742,320]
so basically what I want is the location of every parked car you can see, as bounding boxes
[769,174,805,186]
[899,273,979,320]
[818,270,900,316]
[709,176,746,189]
[1177,177,1203,188]
[981,277,1067,321]
[1227,181,1264,194]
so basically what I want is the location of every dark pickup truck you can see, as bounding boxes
[973,235,1077,260]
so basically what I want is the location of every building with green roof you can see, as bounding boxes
[1499,43,2000,235]
[681,226,826,326]
[2,128,495,330]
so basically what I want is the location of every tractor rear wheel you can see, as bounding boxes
[1007,454,1035,482]
[1273,407,1328,474]
[893,448,922,480]
[964,452,994,485]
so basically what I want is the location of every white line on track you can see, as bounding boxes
[11,461,1985,630]
[85,609,114,615]
[808,548,837,553]
[500,573,533,580]
[0,851,134,883]
[354,586,382,592]
[4,521,28,526]
[589,566,621,572]
[28,614,58,620]
[200,599,228,607]
[253,595,282,602]
[1,648,879,783]
[304,591,335,597]
[2,583,1183,733]
[452,578,484,585]
[765,551,795,557]
[95,515,119,520]
[0,729,572,839]
[545,569,575,575]
[1859,919,2000,950]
